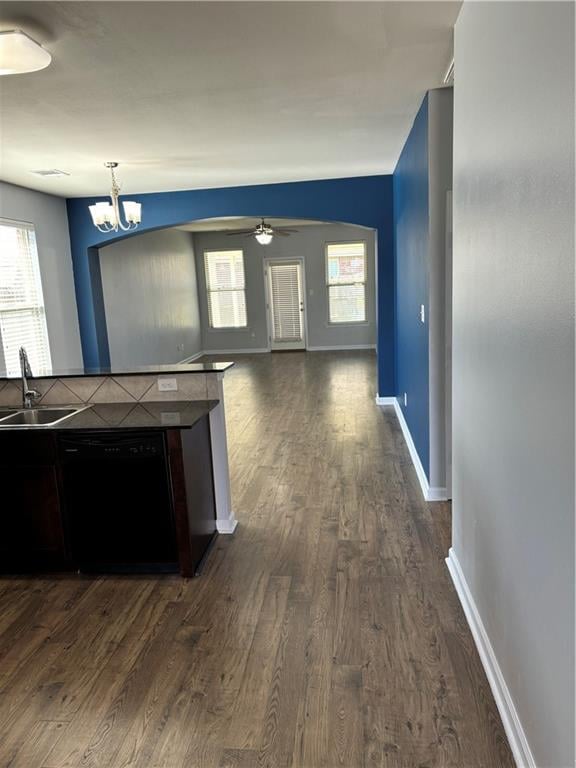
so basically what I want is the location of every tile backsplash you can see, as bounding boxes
[0,372,219,407]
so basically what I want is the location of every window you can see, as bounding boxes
[0,219,51,376]
[326,241,367,323]
[204,249,247,329]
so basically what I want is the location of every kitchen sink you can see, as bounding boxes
[0,410,19,422]
[0,406,90,427]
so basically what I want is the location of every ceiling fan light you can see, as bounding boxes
[0,30,51,76]
[255,231,273,245]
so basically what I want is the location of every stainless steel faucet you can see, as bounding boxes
[19,347,40,409]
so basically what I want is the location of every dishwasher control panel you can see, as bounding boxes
[59,432,165,460]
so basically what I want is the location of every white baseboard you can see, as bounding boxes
[424,485,449,502]
[392,398,435,500]
[202,347,270,355]
[307,344,376,351]
[216,515,238,534]
[202,348,269,355]
[446,549,536,768]
[187,346,375,357]
[375,394,396,405]
[178,351,204,363]
[376,397,448,502]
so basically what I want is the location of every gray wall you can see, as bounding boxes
[452,3,574,766]
[428,88,453,490]
[0,181,83,370]
[100,228,202,368]
[193,223,376,352]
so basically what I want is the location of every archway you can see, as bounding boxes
[66,175,394,395]
[97,216,378,368]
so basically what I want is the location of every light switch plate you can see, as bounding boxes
[420,304,426,323]
[404,392,408,407]
[157,377,178,392]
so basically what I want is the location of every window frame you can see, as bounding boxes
[203,248,248,331]
[325,240,368,326]
[0,217,52,376]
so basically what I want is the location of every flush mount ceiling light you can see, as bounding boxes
[88,162,142,233]
[0,30,51,76]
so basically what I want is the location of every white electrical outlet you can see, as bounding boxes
[157,377,178,392]
[404,392,408,407]
[420,304,425,323]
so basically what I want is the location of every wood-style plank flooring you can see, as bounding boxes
[0,351,514,767]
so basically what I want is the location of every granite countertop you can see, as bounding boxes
[0,361,235,381]
[0,400,218,432]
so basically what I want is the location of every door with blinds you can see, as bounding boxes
[265,260,306,350]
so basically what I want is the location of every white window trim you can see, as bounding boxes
[325,240,368,326]
[205,324,250,334]
[204,248,248,330]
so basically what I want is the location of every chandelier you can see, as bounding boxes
[88,162,142,233]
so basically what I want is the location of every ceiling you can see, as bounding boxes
[0,2,460,198]
[176,217,332,233]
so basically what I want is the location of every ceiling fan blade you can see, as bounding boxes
[274,231,293,236]
[276,229,299,234]
[225,229,254,236]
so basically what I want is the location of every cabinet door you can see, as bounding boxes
[0,434,68,571]
[167,417,217,576]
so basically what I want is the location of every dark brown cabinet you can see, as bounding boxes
[167,418,218,577]
[0,432,68,571]
[0,419,217,576]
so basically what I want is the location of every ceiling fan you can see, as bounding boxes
[225,218,298,245]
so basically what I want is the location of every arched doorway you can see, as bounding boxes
[97,216,378,369]
[66,176,395,397]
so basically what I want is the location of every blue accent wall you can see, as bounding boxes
[66,175,395,395]
[393,96,430,477]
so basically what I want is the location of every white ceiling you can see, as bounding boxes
[0,2,460,198]
[176,216,329,233]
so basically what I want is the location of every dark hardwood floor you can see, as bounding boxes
[0,350,514,767]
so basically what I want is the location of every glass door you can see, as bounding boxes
[265,259,306,350]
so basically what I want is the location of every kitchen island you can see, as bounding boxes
[0,361,236,577]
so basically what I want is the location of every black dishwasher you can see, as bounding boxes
[58,431,178,573]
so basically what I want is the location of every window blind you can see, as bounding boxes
[326,242,366,323]
[0,220,51,376]
[269,262,302,342]
[204,250,247,329]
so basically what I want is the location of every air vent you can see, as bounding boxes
[443,59,454,85]
[30,169,70,177]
